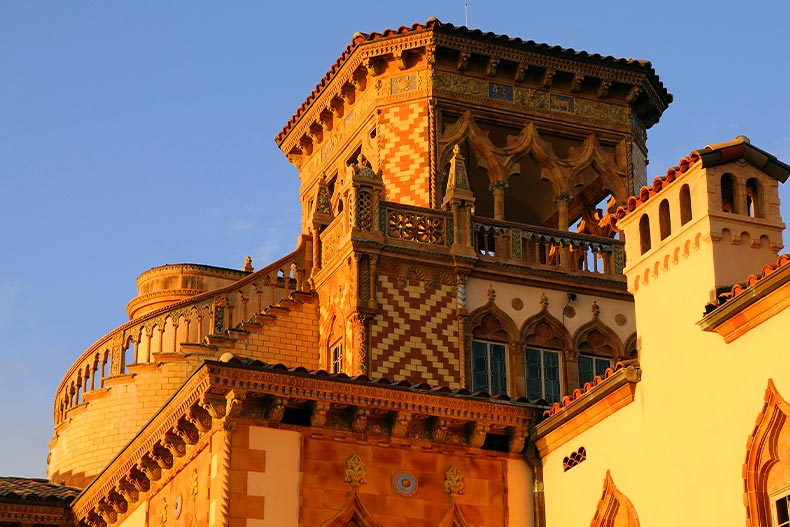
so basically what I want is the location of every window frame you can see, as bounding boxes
[330,341,343,374]
[471,339,508,395]
[525,346,562,403]
[578,354,612,387]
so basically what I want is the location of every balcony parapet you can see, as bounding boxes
[473,216,625,280]
[53,236,311,427]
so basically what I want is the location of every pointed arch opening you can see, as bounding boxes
[573,319,624,388]
[746,178,764,218]
[721,173,737,214]
[744,379,790,527]
[466,304,518,395]
[521,311,571,403]
[590,470,640,527]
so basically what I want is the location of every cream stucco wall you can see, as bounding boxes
[540,158,790,525]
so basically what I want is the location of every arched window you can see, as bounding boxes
[467,307,517,395]
[574,320,623,388]
[659,199,671,240]
[680,184,692,225]
[639,214,651,255]
[521,313,569,403]
[746,178,764,218]
[721,173,737,213]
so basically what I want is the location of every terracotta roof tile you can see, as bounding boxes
[276,18,671,145]
[704,253,790,314]
[0,477,81,503]
[220,355,539,405]
[542,360,638,418]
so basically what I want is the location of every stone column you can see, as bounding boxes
[491,181,508,221]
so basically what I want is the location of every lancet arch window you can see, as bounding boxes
[659,199,671,240]
[573,321,623,388]
[521,313,569,403]
[466,307,518,396]
[639,214,651,255]
[721,173,737,213]
[746,178,764,218]
[679,184,692,225]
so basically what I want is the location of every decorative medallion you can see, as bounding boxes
[392,470,418,496]
[615,313,627,326]
[511,298,524,311]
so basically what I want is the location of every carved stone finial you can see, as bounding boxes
[344,454,367,486]
[446,145,470,191]
[443,465,465,495]
[243,256,253,272]
[487,285,496,301]
[540,293,549,310]
[592,301,600,317]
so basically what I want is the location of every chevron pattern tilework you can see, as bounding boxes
[378,100,430,207]
[370,274,459,387]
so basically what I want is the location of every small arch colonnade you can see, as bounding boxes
[466,299,636,401]
[54,244,311,426]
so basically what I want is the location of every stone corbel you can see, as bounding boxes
[468,423,489,448]
[137,456,162,482]
[330,98,344,119]
[362,58,380,77]
[351,408,369,433]
[319,110,333,132]
[107,491,128,515]
[160,434,186,458]
[225,390,246,418]
[200,394,227,419]
[96,501,117,526]
[86,511,108,527]
[308,124,323,145]
[340,84,355,106]
[116,478,139,505]
[267,397,287,423]
[486,57,499,77]
[515,63,529,82]
[457,51,470,71]
[311,401,331,427]
[391,411,411,437]
[172,420,200,445]
[393,49,408,70]
[598,79,612,98]
[426,45,436,72]
[127,467,151,493]
[150,443,174,470]
[571,74,584,93]
[626,86,642,104]
[508,428,526,453]
[185,405,212,433]
[431,418,449,443]
[299,135,313,156]
[542,68,556,89]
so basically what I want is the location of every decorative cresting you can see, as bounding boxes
[438,111,629,226]
[54,242,310,427]
[320,454,381,527]
[744,379,790,527]
[590,470,640,527]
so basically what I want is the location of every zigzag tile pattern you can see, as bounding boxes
[370,275,459,387]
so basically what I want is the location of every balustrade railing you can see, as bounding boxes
[320,209,349,267]
[54,238,310,425]
[473,217,624,278]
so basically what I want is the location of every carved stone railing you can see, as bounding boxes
[53,236,310,426]
[320,209,350,267]
[473,217,625,278]
[382,201,453,247]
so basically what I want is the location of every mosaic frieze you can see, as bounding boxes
[433,71,630,128]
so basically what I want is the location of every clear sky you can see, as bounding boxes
[2,1,789,478]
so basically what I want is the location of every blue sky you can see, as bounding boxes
[2,2,789,478]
